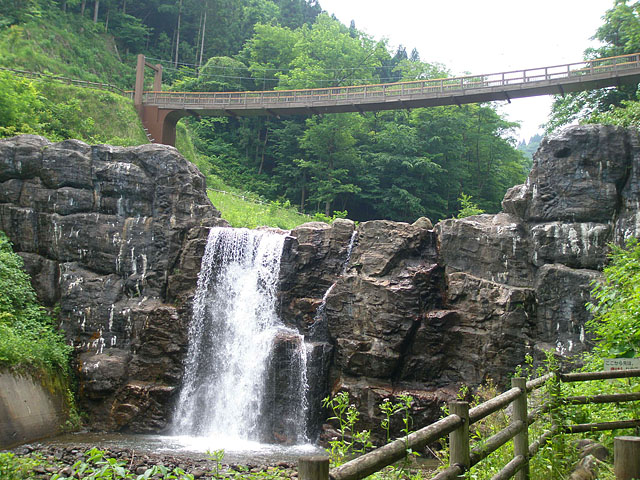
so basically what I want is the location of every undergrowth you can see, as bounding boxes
[0,10,135,87]
[207,189,312,229]
[0,448,290,480]
[0,231,71,377]
[0,70,147,145]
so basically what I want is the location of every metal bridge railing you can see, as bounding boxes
[141,53,640,108]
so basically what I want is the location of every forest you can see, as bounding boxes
[2,0,640,221]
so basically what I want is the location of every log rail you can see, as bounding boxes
[300,368,640,480]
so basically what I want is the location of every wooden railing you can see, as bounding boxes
[141,53,640,108]
[299,368,640,480]
[0,66,126,95]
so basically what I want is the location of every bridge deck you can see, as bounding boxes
[140,53,640,117]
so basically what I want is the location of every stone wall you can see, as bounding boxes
[0,371,67,449]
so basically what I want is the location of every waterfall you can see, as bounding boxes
[310,229,358,339]
[173,227,308,444]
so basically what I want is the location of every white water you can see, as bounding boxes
[173,227,308,444]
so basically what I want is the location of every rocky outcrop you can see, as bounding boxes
[279,125,640,443]
[2,125,639,442]
[0,135,226,431]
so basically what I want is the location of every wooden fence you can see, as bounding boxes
[300,368,640,480]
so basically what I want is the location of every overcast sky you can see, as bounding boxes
[317,0,614,141]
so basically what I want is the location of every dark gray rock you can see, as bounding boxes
[525,125,635,223]
[436,213,532,287]
[534,264,602,357]
[0,135,226,431]
[529,222,611,269]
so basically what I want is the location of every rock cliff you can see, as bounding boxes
[1,124,639,440]
[279,124,640,441]
[0,135,226,430]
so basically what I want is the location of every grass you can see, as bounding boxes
[0,69,148,145]
[0,11,135,88]
[176,121,201,166]
[176,121,313,229]
[37,80,148,146]
[207,190,312,229]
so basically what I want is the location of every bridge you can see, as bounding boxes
[133,53,640,146]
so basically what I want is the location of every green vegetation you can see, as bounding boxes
[548,0,640,132]
[0,447,290,480]
[0,11,134,87]
[516,134,542,161]
[207,189,312,229]
[0,452,48,480]
[177,16,530,222]
[1,0,532,224]
[565,239,640,465]
[0,231,71,377]
[322,392,422,479]
[456,193,485,219]
[587,238,640,358]
[322,392,373,466]
[0,70,147,145]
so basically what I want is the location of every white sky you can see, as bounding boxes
[318,0,613,142]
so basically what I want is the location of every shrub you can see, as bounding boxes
[0,231,71,376]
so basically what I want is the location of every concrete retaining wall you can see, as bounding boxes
[0,371,67,449]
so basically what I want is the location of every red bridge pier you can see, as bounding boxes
[134,54,186,146]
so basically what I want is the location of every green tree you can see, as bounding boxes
[456,193,485,218]
[547,0,640,131]
[300,113,364,216]
[0,71,42,137]
[587,238,640,358]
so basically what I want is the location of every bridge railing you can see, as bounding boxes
[141,53,640,108]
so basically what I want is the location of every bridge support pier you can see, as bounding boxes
[137,106,187,146]
[134,54,187,146]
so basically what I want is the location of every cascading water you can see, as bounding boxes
[310,229,358,339]
[173,227,308,445]
[303,229,359,435]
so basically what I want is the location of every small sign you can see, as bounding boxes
[604,358,640,371]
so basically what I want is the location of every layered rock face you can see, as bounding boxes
[280,124,640,441]
[0,135,226,431]
[2,125,639,441]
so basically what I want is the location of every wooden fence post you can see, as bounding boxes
[298,456,329,480]
[449,401,470,475]
[614,436,640,480]
[511,377,529,480]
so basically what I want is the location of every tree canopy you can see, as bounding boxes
[1,0,531,221]
[547,0,640,132]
